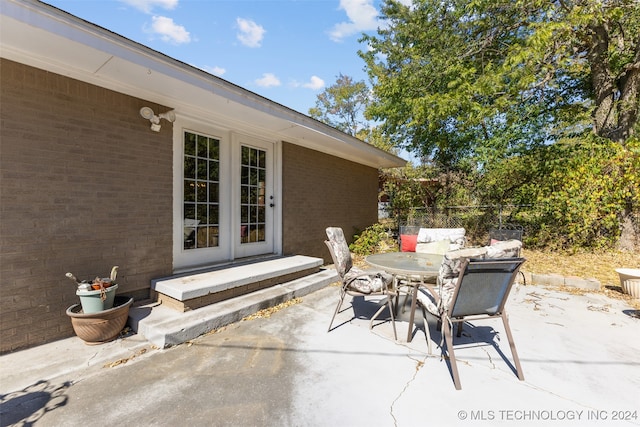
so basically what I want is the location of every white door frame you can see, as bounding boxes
[172,117,282,272]
[231,133,276,259]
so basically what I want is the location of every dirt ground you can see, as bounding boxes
[521,248,640,308]
[353,247,639,308]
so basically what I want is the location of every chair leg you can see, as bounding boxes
[328,290,347,332]
[406,284,418,342]
[393,276,400,315]
[501,311,525,381]
[369,294,398,341]
[388,294,398,341]
[421,305,433,355]
[442,317,462,390]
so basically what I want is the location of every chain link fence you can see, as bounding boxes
[382,205,531,246]
[381,204,639,249]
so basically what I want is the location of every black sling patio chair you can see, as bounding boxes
[418,257,526,390]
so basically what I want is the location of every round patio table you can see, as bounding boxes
[365,252,443,342]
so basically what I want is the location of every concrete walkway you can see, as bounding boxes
[1,281,639,426]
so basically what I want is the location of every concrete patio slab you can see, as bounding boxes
[1,280,639,426]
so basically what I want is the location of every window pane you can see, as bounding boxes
[208,138,219,159]
[240,186,248,204]
[197,205,207,224]
[197,135,208,157]
[239,145,267,246]
[209,183,219,203]
[208,205,218,224]
[197,159,207,180]
[241,166,249,185]
[184,180,195,202]
[184,157,195,179]
[209,160,219,181]
[185,132,196,156]
[184,202,195,215]
[196,182,207,202]
[184,132,221,250]
[196,226,207,248]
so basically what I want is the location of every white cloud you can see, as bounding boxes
[255,73,281,87]
[329,0,380,42]
[150,16,191,44]
[303,76,325,90]
[200,65,226,76]
[209,66,226,76]
[120,0,178,14]
[236,18,266,48]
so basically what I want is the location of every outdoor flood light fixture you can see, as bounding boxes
[139,107,176,132]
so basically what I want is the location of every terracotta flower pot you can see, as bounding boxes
[66,296,133,345]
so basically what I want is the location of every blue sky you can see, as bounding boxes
[41,0,401,116]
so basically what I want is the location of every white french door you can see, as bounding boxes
[233,136,275,258]
[173,120,278,271]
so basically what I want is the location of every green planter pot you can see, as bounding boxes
[76,284,118,314]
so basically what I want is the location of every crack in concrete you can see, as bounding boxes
[390,353,428,427]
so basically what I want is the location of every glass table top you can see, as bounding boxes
[365,252,443,276]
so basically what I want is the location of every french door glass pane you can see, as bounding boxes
[184,131,220,250]
[240,145,266,244]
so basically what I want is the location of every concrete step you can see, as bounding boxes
[152,255,324,301]
[151,255,325,311]
[129,268,338,348]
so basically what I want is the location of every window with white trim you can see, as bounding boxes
[183,131,220,250]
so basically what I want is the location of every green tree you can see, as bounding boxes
[360,0,640,168]
[308,74,370,137]
[512,137,640,249]
[359,0,640,249]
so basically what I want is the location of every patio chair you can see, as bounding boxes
[489,223,524,254]
[418,257,526,390]
[325,227,397,340]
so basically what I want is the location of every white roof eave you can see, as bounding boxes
[0,0,406,169]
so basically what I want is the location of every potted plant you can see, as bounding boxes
[65,266,133,345]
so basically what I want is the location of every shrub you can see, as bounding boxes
[349,223,395,255]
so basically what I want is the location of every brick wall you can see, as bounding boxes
[0,59,174,353]
[281,142,379,262]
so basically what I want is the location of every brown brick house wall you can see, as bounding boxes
[0,59,383,353]
[0,59,173,353]
[281,142,379,263]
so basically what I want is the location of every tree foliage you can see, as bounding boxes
[308,73,370,136]
[360,0,640,169]
[512,137,640,249]
[356,0,640,249]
